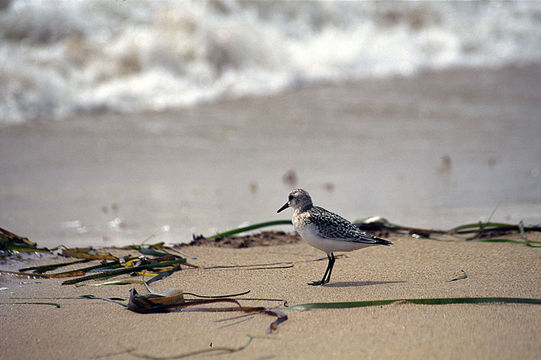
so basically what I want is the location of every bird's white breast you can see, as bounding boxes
[293,212,371,254]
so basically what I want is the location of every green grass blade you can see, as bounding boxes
[447,222,516,232]
[285,297,541,310]
[184,290,251,299]
[137,247,171,257]
[75,279,145,287]
[477,238,526,244]
[286,300,396,310]
[209,220,292,239]
[19,259,91,273]
[0,302,61,308]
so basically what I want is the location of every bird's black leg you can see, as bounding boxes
[323,253,335,284]
[308,253,333,286]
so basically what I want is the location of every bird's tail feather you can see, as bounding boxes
[374,237,392,246]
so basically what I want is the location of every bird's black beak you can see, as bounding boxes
[277,202,290,213]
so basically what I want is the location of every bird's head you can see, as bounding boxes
[277,189,313,213]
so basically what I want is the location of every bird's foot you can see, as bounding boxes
[308,280,326,286]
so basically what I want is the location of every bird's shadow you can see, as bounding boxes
[324,280,406,288]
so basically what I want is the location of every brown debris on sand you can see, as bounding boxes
[187,231,301,248]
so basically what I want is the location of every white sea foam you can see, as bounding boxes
[1,0,541,125]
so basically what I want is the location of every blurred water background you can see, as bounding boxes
[2,0,541,125]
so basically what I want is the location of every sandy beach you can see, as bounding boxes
[1,234,540,359]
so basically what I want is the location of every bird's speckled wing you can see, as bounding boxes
[307,206,383,244]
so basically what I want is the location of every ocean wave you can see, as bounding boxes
[1,0,541,125]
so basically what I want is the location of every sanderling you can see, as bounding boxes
[277,189,392,286]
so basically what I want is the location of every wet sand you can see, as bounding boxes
[1,235,540,359]
[1,65,541,249]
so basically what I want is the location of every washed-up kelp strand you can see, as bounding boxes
[8,295,126,308]
[0,269,86,279]
[446,221,530,241]
[124,241,197,260]
[479,222,541,247]
[1,259,123,280]
[136,246,172,257]
[10,295,126,306]
[78,294,127,307]
[355,217,541,242]
[147,288,283,303]
[133,334,255,360]
[183,258,334,273]
[206,220,293,239]
[100,255,179,271]
[19,259,91,274]
[124,254,196,270]
[38,260,121,276]
[477,238,529,244]
[184,256,338,273]
[148,288,283,303]
[141,283,251,304]
[61,247,119,261]
[0,302,61,307]
[128,288,287,333]
[285,297,541,310]
[183,290,251,299]
[81,261,122,273]
[140,244,198,259]
[481,239,541,247]
[231,297,286,302]
[75,279,145,287]
[145,265,182,285]
[202,261,294,271]
[62,258,186,285]
[447,221,527,233]
[0,227,48,253]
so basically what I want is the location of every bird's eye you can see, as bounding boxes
[288,195,293,201]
